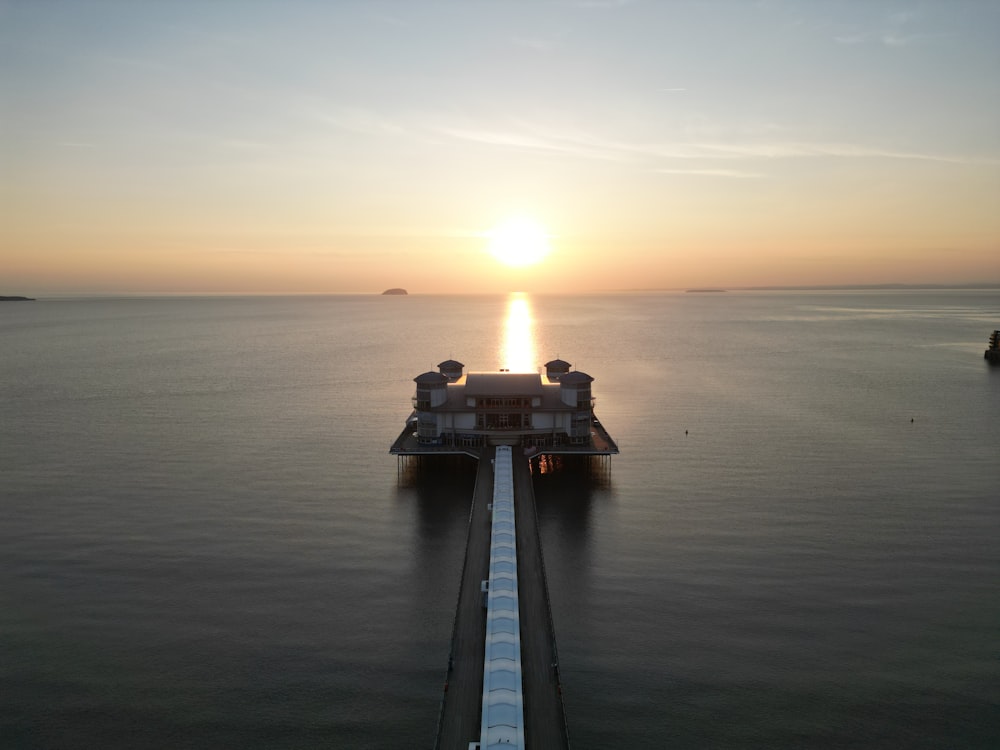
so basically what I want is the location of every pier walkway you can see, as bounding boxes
[434,448,569,750]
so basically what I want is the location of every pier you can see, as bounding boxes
[391,358,618,748]
[433,447,570,750]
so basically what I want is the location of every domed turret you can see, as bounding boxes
[414,371,449,409]
[544,358,571,381]
[559,370,594,407]
[438,359,465,380]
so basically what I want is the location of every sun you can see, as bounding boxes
[485,217,552,267]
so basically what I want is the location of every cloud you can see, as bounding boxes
[833,8,943,49]
[316,107,408,138]
[881,32,939,47]
[888,10,919,27]
[654,168,764,178]
[435,124,632,164]
[833,32,872,45]
[686,141,987,164]
[881,33,911,47]
[317,106,996,169]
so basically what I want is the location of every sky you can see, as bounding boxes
[2,0,998,294]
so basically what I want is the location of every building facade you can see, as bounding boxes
[392,359,618,455]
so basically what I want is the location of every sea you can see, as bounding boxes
[2,290,998,749]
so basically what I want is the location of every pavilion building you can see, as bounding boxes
[390,359,619,457]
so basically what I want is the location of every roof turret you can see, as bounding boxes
[414,371,449,385]
[544,358,572,371]
[437,359,465,380]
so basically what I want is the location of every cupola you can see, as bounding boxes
[413,371,449,409]
[544,358,572,381]
[559,370,594,408]
[438,359,465,380]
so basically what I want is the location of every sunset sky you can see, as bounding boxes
[2,0,998,294]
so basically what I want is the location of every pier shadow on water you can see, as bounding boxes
[393,455,480,568]
[529,453,614,593]
[395,456,479,512]
[531,454,613,527]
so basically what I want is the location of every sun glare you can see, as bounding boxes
[499,293,536,372]
[485,217,552,267]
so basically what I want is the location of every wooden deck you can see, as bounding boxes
[390,419,619,458]
[512,452,571,749]
[434,450,493,749]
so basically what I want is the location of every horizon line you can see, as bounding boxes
[7,281,1000,299]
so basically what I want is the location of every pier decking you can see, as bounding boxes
[390,419,619,458]
[434,448,570,750]
[511,451,570,749]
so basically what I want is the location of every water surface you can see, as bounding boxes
[2,291,997,748]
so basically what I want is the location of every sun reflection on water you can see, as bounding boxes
[500,293,536,372]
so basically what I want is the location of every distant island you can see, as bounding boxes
[381,288,407,295]
[623,282,1000,293]
[686,289,727,293]
[0,296,35,301]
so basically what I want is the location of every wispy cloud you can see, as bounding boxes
[439,124,986,166]
[317,106,996,169]
[834,8,943,48]
[654,168,764,179]
[316,107,409,138]
[881,32,940,47]
[833,32,873,46]
[835,30,938,47]
[219,138,269,151]
[888,10,919,27]
[684,141,990,165]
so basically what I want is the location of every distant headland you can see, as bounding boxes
[0,296,35,301]
[381,288,407,295]
[686,289,727,293]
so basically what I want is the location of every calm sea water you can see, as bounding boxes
[2,291,998,749]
